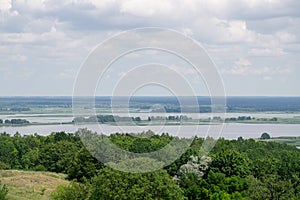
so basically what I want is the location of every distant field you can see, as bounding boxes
[0,170,69,200]
[1,96,300,114]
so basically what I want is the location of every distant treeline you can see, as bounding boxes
[73,115,282,124]
[73,115,190,123]
[1,96,300,113]
[0,107,30,112]
[226,96,300,112]
[222,116,278,122]
[0,119,30,124]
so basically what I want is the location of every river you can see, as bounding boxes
[1,112,299,123]
[1,123,300,139]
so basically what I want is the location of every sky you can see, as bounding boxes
[0,0,299,96]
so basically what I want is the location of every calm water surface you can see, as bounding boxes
[1,112,299,123]
[1,123,299,139]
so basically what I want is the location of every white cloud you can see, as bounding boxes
[181,28,194,37]
[0,33,37,43]
[120,0,173,17]
[169,64,197,75]
[234,58,252,66]
[0,0,299,95]
[275,31,297,43]
[58,68,77,79]
[202,0,300,20]
[263,76,272,81]
[222,66,292,76]
[14,0,47,11]
[249,48,286,56]
[11,54,27,62]
[89,0,116,10]
[0,0,11,11]
[213,19,252,43]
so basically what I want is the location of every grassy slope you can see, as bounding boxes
[0,170,69,200]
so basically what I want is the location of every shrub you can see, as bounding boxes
[0,181,8,200]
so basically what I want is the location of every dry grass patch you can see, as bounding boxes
[0,170,69,200]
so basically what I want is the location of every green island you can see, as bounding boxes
[1,114,300,127]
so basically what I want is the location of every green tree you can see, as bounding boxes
[260,132,271,140]
[179,173,210,200]
[89,167,186,200]
[51,182,89,200]
[39,141,79,173]
[247,175,295,200]
[211,150,251,178]
[0,136,18,168]
[67,148,102,181]
[21,149,42,170]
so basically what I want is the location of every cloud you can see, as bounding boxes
[0,65,34,80]
[222,66,292,76]
[201,0,300,20]
[0,0,299,95]
[11,54,27,62]
[249,48,286,56]
[57,68,77,79]
[120,0,173,17]
[275,31,297,43]
[0,0,11,12]
[200,18,254,44]
[263,76,272,81]
[169,64,198,75]
[234,58,251,66]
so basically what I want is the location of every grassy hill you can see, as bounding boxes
[0,170,69,200]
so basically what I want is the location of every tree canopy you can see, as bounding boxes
[260,132,271,140]
[0,130,299,199]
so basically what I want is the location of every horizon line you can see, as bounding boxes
[0,95,300,98]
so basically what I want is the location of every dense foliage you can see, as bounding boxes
[0,180,8,200]
[0,130,299,199]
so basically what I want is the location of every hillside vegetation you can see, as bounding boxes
[0,130,299,199]
[0,170,68,200]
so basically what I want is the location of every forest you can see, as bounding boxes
[0,130,299,199]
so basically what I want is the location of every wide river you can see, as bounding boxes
[1,112,300,123]
[1,123,300,139]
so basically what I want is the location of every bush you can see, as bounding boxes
[260,132,271,140]
[89,167,186,200]
[0,162,10,170]
[51,182,89,200]
[0,181,8,200]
